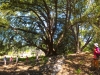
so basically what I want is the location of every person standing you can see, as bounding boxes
[92,43,100,69]
[16,56,18,65]
[3,56,7,66]
[26,56,28,64]
[94,43,100,57]
[9,56,13,64]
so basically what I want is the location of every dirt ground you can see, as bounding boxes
[0,52,100,75]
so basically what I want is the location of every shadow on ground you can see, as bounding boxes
[0,52,100,75]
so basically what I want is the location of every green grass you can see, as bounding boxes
[18,56,36,62]
[75,68,81,74]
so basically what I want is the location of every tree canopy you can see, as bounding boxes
[0,0,100,56]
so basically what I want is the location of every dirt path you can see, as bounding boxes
[58,52,100,75]
[0,60,42,75]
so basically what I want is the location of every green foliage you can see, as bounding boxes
[75,68,81,74]
[42,44,46,49]
[0,3,10,9]
[18,57,25,61]
[0,17,9,27]
[18,56,35,62]
[0,51,6,56]
[8,51,12,55]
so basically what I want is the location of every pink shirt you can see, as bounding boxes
[93,47,100,59]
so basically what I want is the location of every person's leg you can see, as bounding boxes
[94,55,99,69]
[92,54,99,69]
[95,59,99,69]
[5,61,6,65]
[93,59,96,67]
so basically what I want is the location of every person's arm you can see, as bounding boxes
[94,49,97,53]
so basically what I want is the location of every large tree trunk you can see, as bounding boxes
[76,40,81,53]
[76,24,80,53]
[46,35,57,56]
[71,24,81,53]
[43,44,57,57]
